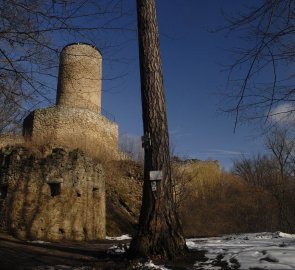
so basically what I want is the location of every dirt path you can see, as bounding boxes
[0,233,128,269]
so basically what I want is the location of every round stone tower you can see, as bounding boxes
[22,42,118,160]
[56,43,102,113]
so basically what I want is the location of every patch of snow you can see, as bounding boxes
[106,234,132,240]
[107,244,127,254]
[134,261,171,270]
[32,265,92,269]
[188,232,295,269]
[28,240,50,244]
[186,240,197,249]
[277,231,295,238]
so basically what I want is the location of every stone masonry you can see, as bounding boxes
[23,106,118,158]
[56,43,102,113]
[0,43,117,241]
[0,146,105,241]
[22,43,118,158]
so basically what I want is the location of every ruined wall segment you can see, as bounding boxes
[56,43,102,113]
[23,106,118,158]
[0,146,105,241]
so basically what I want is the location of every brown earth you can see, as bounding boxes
[0,232,206,270]
[0,232,131,270]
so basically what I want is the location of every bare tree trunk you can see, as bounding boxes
[128,0,188,259]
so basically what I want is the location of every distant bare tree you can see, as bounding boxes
[265,127,295,178]
[0,74,22,132]
[220,1,295,128]
[234,126,295,232]
[119,133,143,162]
[265,127,295,231]
[233,154,276,187]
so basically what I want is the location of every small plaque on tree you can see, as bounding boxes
[149,170,162,181]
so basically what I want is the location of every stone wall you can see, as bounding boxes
[23,106,118,159]
[0,146,105,241]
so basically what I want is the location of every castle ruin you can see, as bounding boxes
[0,43,117,241]
[23,43,118,158]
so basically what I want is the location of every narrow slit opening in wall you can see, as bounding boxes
[48,183,61,197]
[0,185,8,200]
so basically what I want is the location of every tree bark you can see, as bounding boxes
[128,0,188,259]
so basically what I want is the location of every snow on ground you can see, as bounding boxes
[134,261,171,270]
[105,234,132,240]
[27,240,50,244]
[107,243,127,254]
[106,232,295,269]
[188,231,295,269]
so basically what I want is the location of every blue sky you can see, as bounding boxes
[91,0,270,170]
[44,0,269,170]
[93,0,267,170]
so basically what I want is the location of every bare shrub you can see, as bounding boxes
[173,159,278,237]
[20,133,118,163]
[119,134,143,163]
[233,154,295,233]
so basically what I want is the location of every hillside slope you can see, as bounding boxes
[105,160,143,236]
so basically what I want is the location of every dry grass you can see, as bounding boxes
[0,133,24,149]
[2,134,284,237]
[176,162,280,237]
[16,133,119,163]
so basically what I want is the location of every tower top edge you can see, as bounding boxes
[61,42,102,56]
